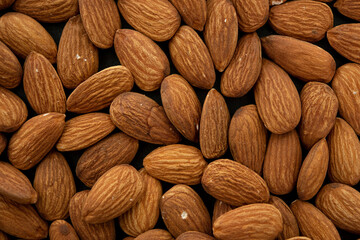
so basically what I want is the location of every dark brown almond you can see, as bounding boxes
[177,231,215,240]
[0,231,8,240]
[0,133,6,155]
[0,0,14,10]
[169,0,207,31]
[334,0,360,21]
[212,200,234,224]
[49,220,79,240]
[134,229,174,240]
[0,41,22,89]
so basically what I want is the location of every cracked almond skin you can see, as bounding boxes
[0,86,28,133]
[299,82,339,149]
[0,12,57,63]
[213,203,283,240]
[177,231,215,240]
[201,159,270,206]
[212,200,234,224]
[200,89,230,159]
[254,59,301,134]
[170,0,206,31]
[69,191,116,240]
[67,66,134,113]
[134,229,173,240]
[290,200,341,240]
[169,26,215,90]
[79,0,121,49]
[56,113,115,152]
[221,32,262,98]
[117,0,180,42]
[143,144,207,185]
[269,0,333,42]
[204,0,237,72]
[160,184,211,238]
[119,169,162,237]
[0,133,6,155]
[297,138,329,200]
[49,220,79,240]
[114,29,169,92]
[23,51,66,114]
[0,41,22,89]
[334,0,360,21]
[83,165,144,224]
[161,74,201,142]
[8,112,65,170]
[262,35,336,83]
[229,104,267,174]
[76,132,139,187]
[57,15,99,89]
[110,92,181,145]
[0,161,37,204]
[315,183,360,234]
[0,195,48,239]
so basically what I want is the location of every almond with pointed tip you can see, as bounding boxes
[0,41,22,89]
[49,220,79,240]
[177,231,215,240]
[134,229,173,240]
[212,200,234,224]
[334,0,360,21]
[170,0,206,31]
[0,134,6,155]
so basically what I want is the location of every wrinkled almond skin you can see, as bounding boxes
[263,130,302,195]
[254,59,301,134]
[67,66,134,113]
[23,51,66,114]
[213,203,283,240]
[204,0,238,72]
[119,169,162,237]
[290,200,341,240]
[79,0,121,48]
[117,0,180,41]
[221,32,262,98]
[56,113,115,152]
[212,200,234,224]
[201,159,270,206]
[334,0,360,21]
[76,132,139,187]
[315,183,360,234]
[110,92,181,145]
[269,0,333,42]
[0,0,14,10]
[83,165,144,224]
[0,195,48,239]
[261,35,336,83]
[0,86,28,132]
[69,191,116,240]
[0,134,6,155]
[177,231,215,240]
[169,26,216,90]
[8,113,65,170]
[0,12,57,63]
[49,220,79,240]
[114,29,169,92]
[229,104,267,174]
[12,0,79,23]
[134,229,173,240]
[57,15,99,89]
[0,41,22,89]
[170,0,206,31]
[299,82,339,149]
[143,144,207,185]
[160,184,211,237]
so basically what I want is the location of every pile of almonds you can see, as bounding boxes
[0,0,360,239]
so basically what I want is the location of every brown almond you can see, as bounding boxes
[0,41,22,89]
[0,133,6,155]
[0,231,8,240]
[169,0,207,31]
[0,0,14,10]
[286,237,312,240]
[134,229,173,240]
[269,0,287,5]
[212,200,234,224]
[49,220,79,240]
[334,0,360,21]
[177,231,215,240]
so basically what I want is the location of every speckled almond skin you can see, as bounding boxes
[134,229,173,240]
[170,0,207,31]
[334,0,360,21]
[0,41,22,89]
[49,220,79,240]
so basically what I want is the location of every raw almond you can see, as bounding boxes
[212,200,234,224]
[110,92,181,145]
[0,0,14,10]
[261,35,336,83]
[0,231,8,240]
[177,231,215,240]
[114,29,169,92]
[67,66,134,113]
[0,12,57,63]
[0,41,22,89]
[143,144,207,185]
[254,59,301,134]
[49,220,79,240]
[334,0,360,21]
[134,229,173,240]
[0,133,6,155]
[123,237,135,240]
[8,112,65,170]
[286,237,311,240]
[201,159,270,206]
[169,25,215,89]
[170,0,207,31]
[56,112,115,152]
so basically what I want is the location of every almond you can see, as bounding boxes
[67,66,134,113]
[123,237,135,240]
[114,29,169,92]
[201,159,270,206]
[299,82,339,149]
[221,32,262,98]
[160,74,201,142]
[76,132,139,187]
[134,229,173,240]
[177,231,215,240]
[8,112,65,170]
[56,112,115,152]
[286,237,311,240]
[0,86,28,132]
[261,35,336,83]
[213,203,283,240]
[0,133,6,155]
[269,0,287,5]
[0,12,57,63]
[117,0,180,41]
[160,184,211,237]
[169,0,206,31]
[212,200,234,224]
[0,0,14,10]
[79,0,121,48]
[110,92,181,145]
[57,15,99,89]
[0,231,8,240]
[0,41,22,89]
[334,0,360,21]
[254,59,301,134]
[143,144,207,185]
[204,0,238,72]
[169,25,215,89]
[49,220,79,240]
